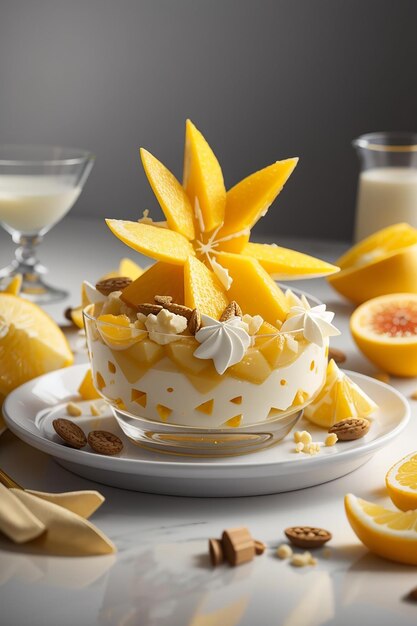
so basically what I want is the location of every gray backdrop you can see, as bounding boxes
[1,0,417,241]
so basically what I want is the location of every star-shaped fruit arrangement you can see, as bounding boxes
[107,120,339,325]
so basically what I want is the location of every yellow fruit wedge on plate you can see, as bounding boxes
[183,119,226,233]
[118,258,143,281]
[0,293,73,401]
[242,242,339,279]
[140,148,195,240]
[70,306,84,329]
[121,262,184,308]
[345,493,417,565]
[184,255,228,319]
[78,368,101,400]
[106,219,195,265]
[216,252,289,324]
[304,359,377,427]
[386,452,417,512]
[329,223,417,304]
[2,274,22,296]
[350,293,417,376]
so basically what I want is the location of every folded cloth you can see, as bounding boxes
[0,483,116,556]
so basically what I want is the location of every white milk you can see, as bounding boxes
[354,167,417,240]
[0,175,81,234]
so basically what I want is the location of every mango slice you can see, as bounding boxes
[120,262,184,308]
[183,119,225,232]
[106,220,194,265]
[140,148,195,240]
[243,242,339,279]
[119,258,143,281]
[218,159,298,246]
[216,252,289,324]
[184,255,228,319]
[78,368,101,400]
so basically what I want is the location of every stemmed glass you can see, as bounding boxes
[0,145,94,303]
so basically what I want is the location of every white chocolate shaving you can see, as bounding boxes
[145,309,187,345]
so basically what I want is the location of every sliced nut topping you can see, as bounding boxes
[328,347,346,364]
[165,302,193,320]
[285,526,332,549]
[96,276,132,296]
[136,303,163,315]
[154,295,173,305]
[329,417,370,441]
[220,301,242,322]
[188,309,202,335]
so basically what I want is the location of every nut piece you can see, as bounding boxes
[64,306,74,322]
[276,544,293,559]
[96,277,132,296]
[220,301,243,322]
[291,551,317,567]
[285,526,332,549]
[329,417,370,441]
[325,433,338,446]
[88,430,124,456]
[188,308,202,335]
[222,527,255,566]
[209,538,224,566]
[66,401,82,417]
[254,540,266,555]
[90,402,102,416]
[136,303,163,316]
[53,418,87,449]
[165,302,193,320]
[154,295,173,305]
[328,347,346,364]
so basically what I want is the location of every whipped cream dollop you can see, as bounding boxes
[280,293,340,347]
[194,314,251,374]
[145,309,188,345]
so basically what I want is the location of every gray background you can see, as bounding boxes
[1,0,417,241]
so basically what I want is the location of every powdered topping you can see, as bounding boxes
[194,314,251,374]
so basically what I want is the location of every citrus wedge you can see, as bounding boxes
[345,493,417,565]
[329,223,417,304]
[97,313,146,349]
[386,452,417,512]
[0,293,73,401]
[304,359,377,428]
[350,293,417,376]
[242,242,339,279]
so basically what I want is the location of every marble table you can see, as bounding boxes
[1,217,417,626]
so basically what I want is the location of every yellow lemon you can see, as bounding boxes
[350,293,417,376]
[344,493,417,565]
[0,293,73,403]
[328,223,417,304]
[386,452,417,512]
[304,359,377,428]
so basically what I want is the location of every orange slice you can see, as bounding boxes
[345,493,417,565]
[97,313,146,349]
[386,452,417,512]
[140,148,195,240]
[350,293,417,376]
[183,119,225,232]
[184,256,228,319]
[120,261,184,308]
[105,220,195,265]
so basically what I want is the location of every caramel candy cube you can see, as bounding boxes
[222,527,255,566]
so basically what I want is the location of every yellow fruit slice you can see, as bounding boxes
[242,242,339,279]
[106,219,195,265]
[183,119,225,232]
[329,223,417,304]
[216,252,289,324]
[120,262,184,308]
[350,293,417,376]
[140,148,195,240]
[184,255,228,319]
[78,368,101,400]
[70,306,84,329]
[304,359,377,427]
[386,452,417,512]
[345,493,417,565]
[218,159,298,249]
[119,258,143,281]
[3,274,22,296]
[97,314,146,349]
[0,293,73,399]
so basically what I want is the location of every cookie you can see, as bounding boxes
[87,430,124,456]
[53,418,87,449]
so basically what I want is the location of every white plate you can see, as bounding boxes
[3,364,409,497]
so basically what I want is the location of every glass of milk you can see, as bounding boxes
[0,145,94,302]
[353,132,417,241]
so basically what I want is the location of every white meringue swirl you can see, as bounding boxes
[280,297,340,347]
[194,314,251,374]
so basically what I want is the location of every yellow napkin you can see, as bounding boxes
[0,483,116,556]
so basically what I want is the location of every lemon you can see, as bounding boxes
[345,493,417,565]
[304,359,377,428]
[386,452,417,512]
[328,223,417,304]
[350,293,417,376]
[0,293,73,403]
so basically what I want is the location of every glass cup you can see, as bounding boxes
[353,132,417,241]
[0,145,94,303]
[83,305,328,457]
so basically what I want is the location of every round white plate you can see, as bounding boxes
[3,364,409,497]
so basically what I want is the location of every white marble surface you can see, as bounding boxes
[1,217,417,626]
